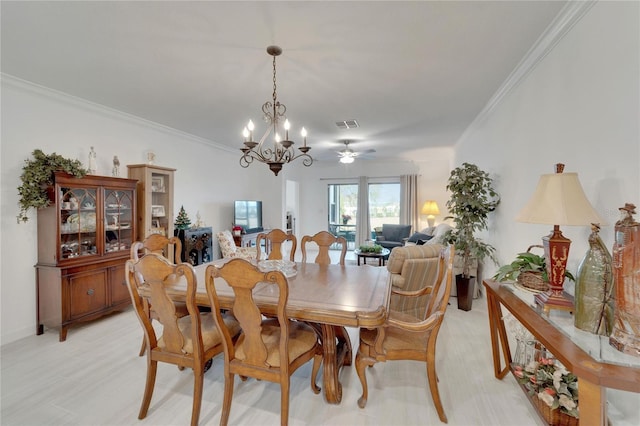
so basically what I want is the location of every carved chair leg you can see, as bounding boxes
[281,377,290,426]
[219,372,235,426]
[191,367,204,426]
[310,352,322,394]
[355,350,373,408]
[139,359,157,419]
[427,358,447,423]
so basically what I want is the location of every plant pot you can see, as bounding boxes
[456,275,475,311]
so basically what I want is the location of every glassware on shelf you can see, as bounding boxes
[610,203,640,357]
[574,223,614,335]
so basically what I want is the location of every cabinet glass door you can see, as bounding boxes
[104,189,134,254]
[150,171,170,236]
[60,187,98,259]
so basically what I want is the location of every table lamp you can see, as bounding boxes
[515,164,603,313]
[421,200,440,228]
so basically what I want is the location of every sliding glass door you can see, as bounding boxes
[327,180,400,248]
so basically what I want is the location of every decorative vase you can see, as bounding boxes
[343,219,349,225]
[574,223,614,335]
[455,275,474,311]
[609,203,640,357]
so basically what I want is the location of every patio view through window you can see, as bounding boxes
[327,182,400,248]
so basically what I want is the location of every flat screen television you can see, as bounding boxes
[234,200,263,233]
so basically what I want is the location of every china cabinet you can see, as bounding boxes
[36,172,137,341]
[127,164,175,246]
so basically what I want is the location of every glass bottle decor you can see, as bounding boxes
[574,223,614,335]
[609,203,640,357]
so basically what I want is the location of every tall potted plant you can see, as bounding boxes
[444,162,500,310]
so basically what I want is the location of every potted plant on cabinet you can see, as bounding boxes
[444,162,500,311]
[17,149,87,223]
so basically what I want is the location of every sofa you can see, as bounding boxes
[374,224,412,249]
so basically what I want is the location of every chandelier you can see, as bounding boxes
[240,45,313,176]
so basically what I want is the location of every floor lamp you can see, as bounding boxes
[516,164,603,313]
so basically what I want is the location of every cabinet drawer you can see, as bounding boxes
[68,270,107,319]
[110,264,130,306]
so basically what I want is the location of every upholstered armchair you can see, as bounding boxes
[375,224,412,249]
[386,243,445,319]
[216,230,259,260]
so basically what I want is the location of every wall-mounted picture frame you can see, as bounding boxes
[151,176,165,193]
[151,205,165,217]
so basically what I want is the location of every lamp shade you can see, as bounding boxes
[421,200,440,216]
[516,172,603,226]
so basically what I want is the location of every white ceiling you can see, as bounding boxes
[1,1,567,162]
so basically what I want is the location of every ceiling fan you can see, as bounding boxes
[337,140,375,164]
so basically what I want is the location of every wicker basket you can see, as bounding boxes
[533,395,579,426]
[517,245,549,292]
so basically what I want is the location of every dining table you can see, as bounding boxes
[158,259,391,404]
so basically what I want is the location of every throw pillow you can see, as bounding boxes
[416,236,433,245]
[407,232,431,243]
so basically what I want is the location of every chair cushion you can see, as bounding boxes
[234,318,318,367]
[158,312,240,354]
[360,321,429,351]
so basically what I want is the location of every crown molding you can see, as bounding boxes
[1,73,237,154]
[459,0,597,143]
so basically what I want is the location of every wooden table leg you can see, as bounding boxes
[579,378,606,426]
[321,323,347,404]
[486,291,511,379]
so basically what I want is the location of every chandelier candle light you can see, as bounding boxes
[239,45,312,176]
[516,164,603,314]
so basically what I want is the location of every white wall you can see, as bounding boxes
[0,77,282,344]
[455,2,639,283]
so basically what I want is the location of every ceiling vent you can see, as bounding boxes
[335,119,359,129]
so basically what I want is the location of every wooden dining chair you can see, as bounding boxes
[205,258,323,426]
[126,253,241,426]
[355,245,454,423]
[130,233,182,263]
[300,231,352,365]
[301,231,347,265]
[131,234,187,356]
[256,229,297,261]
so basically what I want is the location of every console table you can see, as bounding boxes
[484,279,640,426]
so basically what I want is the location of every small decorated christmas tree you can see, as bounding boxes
[174,205,191,230]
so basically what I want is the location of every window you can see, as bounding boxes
[327,180,400,245]
[368,182,400,230]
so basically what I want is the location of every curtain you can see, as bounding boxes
[400,174,420,233]
[356,176,371,247]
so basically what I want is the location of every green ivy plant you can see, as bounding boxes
[358,244,383,254]
[17,149,87,223]
[492,250,575,283]
[443,162,500,278]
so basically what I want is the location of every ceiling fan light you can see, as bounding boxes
[340,156,354,164]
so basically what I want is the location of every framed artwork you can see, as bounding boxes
[151,176,165,193]
[151,205,165,217]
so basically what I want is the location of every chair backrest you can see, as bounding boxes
[426,245,455,320]
[126,254,203,357]
[301,231,347,265]
[217,230,239,258]
[206,258,290,369]
[256,229,297,261]
[130,234,182,263]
